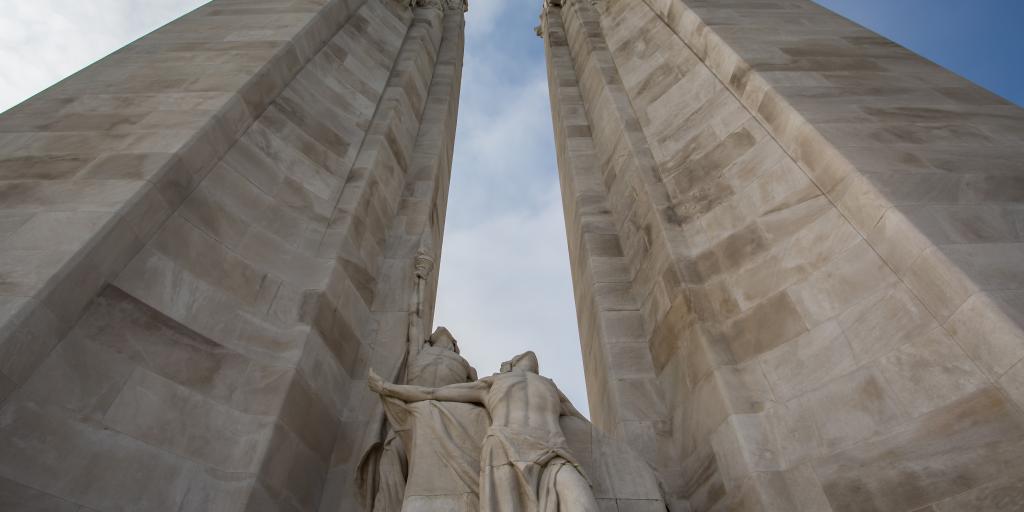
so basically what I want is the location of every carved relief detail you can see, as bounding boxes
[416,0,468,12]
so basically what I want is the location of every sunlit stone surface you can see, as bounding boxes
[540,0,1024,510]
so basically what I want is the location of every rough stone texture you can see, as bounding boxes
[0,0,465,510]
[541,0,1024,511]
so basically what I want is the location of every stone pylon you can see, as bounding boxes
[0,0,465,510]
[541,0,1024,511]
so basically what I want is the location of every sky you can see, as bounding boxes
[813,0,1024,106]
[2,0,1023,416]
[0,1,209,111]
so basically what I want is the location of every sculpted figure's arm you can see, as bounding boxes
[369,368,488,404]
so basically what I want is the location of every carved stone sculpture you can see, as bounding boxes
[407,248,435,362]
[407,326,478,385]
[369,351,600,512]
[359,327,479,512]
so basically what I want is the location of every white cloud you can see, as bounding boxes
[0,0,208,112]
[464,0,508,38]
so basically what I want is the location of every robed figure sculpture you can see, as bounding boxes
[363,327,666,512]
[370,351,599,512]
[358,327,482,512]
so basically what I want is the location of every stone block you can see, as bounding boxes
[16,330,133,421]
[0,372,14,405]
[121,181,175,241]
[710,414,776,492]
[0,211,33,236]
[838,283,938,363]
[147,215,282,309]
[597,309,647,344]
[612,377,665,422]
[722,292,808,363]
[236,226,333,289]
[103,368,275,473]
[606,342,656,379]
[592,282,638,311]
[877,328,988,418]
[713,364,773,420]
[0,299,64,385]
[797,365,907,454]
[942,243,1024,292]
[0,476,80,512]
[177,468,253,512]
[766,399,821,469]
[316,463,359,512]
[931,475,1024,512]
[3,211,114,251]
[257,423,327,512]
[902,246,978,322]
[904,204,1023,245]
[946,290,1024,379]
[786,240,896,328]
[729,203,859,311]
[814,388,1024,512]
[221,135,286,197]
[298,330,353,422]
[312,301,366,380]
[0,154,93,180]
[709,223,769,274]
[42,208,144,321]
[999,359,1024,413]
[277,374,338,461]
[0,247,75,296]
[0,399,193,511]
[677,323,734,392]
[70,286,292,416]
[596,430,664,500]
[759,321,858,402]
[674,368,730,460]
[826,170,891,236]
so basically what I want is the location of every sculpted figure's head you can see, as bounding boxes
[500,351,539,374]
[427,326,459,354]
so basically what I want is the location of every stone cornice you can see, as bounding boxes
[415,0,468,12]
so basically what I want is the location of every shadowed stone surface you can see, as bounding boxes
[0,0,465,510]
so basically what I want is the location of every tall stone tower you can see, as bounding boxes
[541,0,1024,511]
[0,0,465,510]
[4,0,1024,510]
